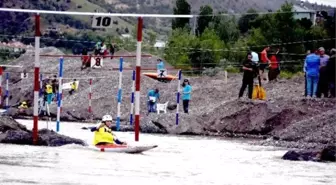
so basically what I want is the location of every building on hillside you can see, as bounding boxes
[293,4,316,25]
[154,41,166,49]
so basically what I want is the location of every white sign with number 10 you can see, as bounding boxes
[92,15,113,28]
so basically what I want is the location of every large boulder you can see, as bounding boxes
[282,150,321,162]
[0,116,86,146]
[282,145,336,162]
[320,145,336,162]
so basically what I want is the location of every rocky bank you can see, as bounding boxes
[0,116,86,146]
[2,47,336,161]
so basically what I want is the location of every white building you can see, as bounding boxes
[293,4,316,25]
[154,41,166,48]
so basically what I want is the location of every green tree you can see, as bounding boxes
[210,14,240,44]
[164,28,195,68]
[196,5,213,36]
[172,0,191,30]
[238,8,258,34]
[189,28,225,71]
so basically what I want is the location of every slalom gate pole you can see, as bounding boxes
[39,73,43,97]
[56,57,64,132]
[176,70,182,125]
[0,67,2,107]
[5,72,9,111]
[134,17,143,142]
[88,78,92,113]
[116,57,123,131]
[129,70,135,125]
[33,13,41,145]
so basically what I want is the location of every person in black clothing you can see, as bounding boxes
[238,53,258,99]
[327,49,335,97]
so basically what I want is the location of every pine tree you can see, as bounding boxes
[172,0,191,30]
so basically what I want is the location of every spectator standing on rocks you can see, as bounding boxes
[316,47,330,98]
[326,48,335,97]
[45,81,54,104]
[81,48,91,70]
[182,79,192,114]
[238,52,258,99]
[69,79,78,95]
[157,59,166,78]
[268,48,280,82]
[251,51,259,64]
[304,49,321,98]
[260,46,271,81]
[51,75,58,101]
[109,43,116,59]
[147,88,160,114]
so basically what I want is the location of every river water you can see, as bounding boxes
[0,119,335,185]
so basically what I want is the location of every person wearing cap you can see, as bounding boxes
[181,79,192,113]
[147,88,160,114]
[92,115,127,146]
[316,47,330,98]
[304,49,320,98]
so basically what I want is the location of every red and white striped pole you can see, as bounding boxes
[134,17,143,142]
[33,14,41,145]
[88,78,92,113]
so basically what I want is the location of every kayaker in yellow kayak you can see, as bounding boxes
[91,115,127,146]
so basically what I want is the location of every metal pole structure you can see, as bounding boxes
[176,70,182,125]
[0,67,2,107]
[116,57,123,131]
[33,13,41,145]
[39,73,43,97]
[134,17,143,141]
[88,78,92,113]
[56,57,64,132]
[5,72,9,111]
[129,70,135,125]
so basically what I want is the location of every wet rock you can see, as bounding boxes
[320,145,336,162]
[0,116,86,146]
[282,150,320,162]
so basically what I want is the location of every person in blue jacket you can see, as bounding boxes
[156,59,166,78]
[304,50,321,98]
[147,88,160,113]
[181,79,192,113]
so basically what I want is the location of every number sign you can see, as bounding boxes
[92,16,113,28]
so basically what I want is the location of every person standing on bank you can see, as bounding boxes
[238,52,258,99]
[181,79,192,114]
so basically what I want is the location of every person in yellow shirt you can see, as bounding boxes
[69,79,78,95]
[92,115,127,146]
[45,82,53,104]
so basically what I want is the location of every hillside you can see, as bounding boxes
[0,0,333,38]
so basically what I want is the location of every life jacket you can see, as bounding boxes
[46,84,53,94]
[93,125,114,145]
[71,82,77,90]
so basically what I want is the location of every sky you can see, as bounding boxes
[307,0,336,7]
